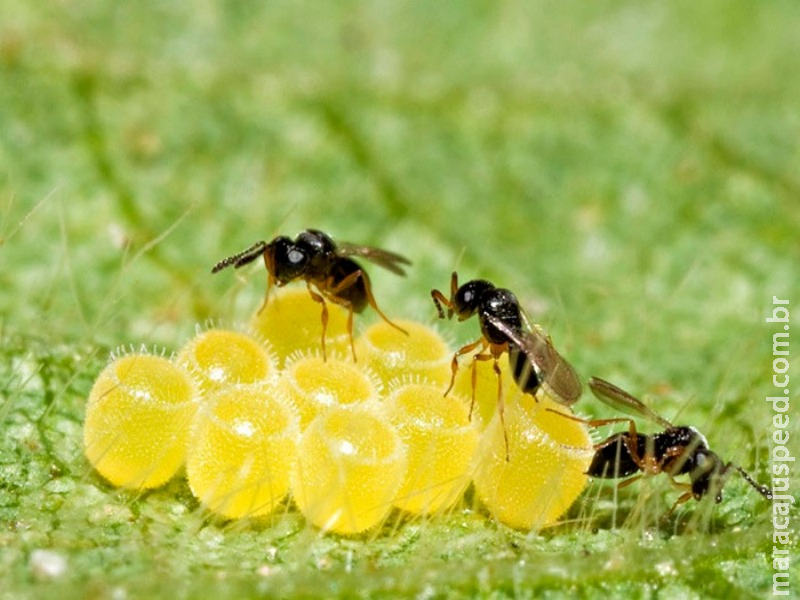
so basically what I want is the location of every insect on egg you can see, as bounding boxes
[355,320,451,389]
[472,392,593,530]
[251,287,351,367]
[176,327,276,393]
[291,405,407,535]
[452,351,515,429]
[186,382,299,520]
[384,382,479,515]
[83,351,198,489]
[278,353,381,429]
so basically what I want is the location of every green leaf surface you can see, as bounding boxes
[1,1,798,598]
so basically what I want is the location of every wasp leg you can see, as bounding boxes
[545,410,635,449]
[663,478,694,520]
[616,474,644,490]
[256,276,274,316]
[470,346,510,461]
[306,281,329,362]
[329,269,408,356]
[321,272,363,362]
[445,337,487,404]
[431,288,452,319]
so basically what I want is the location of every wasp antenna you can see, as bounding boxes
[729,463,773,499]
[211,241,268,273]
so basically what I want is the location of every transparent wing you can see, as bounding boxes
[588,376,673,429]
[337,242,411,276]
[487,315,583,405]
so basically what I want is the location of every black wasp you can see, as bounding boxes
[431,271,582,458]
[212,229,411,361]
[577,377,772,510]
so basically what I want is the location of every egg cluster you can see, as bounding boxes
[83,287,592,534]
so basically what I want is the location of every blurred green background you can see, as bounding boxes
[1,1,798,598]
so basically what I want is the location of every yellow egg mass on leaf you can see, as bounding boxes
[176,328,276,393]
[83,352,198,489]
[291,405,406,535]
[384,382,479,515]
[279,354,380,428]
[355,320,451,388]
[473,392,592,530]
[186,382,299,520]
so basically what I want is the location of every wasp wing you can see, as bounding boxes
[337,242,411,276]
[588,377,673,429]
[486,315,582,405]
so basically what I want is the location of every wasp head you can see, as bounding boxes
[452,279,495,321]
[264,236,309,286]
[689,449,727,502]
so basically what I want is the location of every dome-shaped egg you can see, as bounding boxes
[354,320,451,388]
[186,382,299,519]
[291,405,406,535]
[176,328,276,393]
[278,353,380,429]
[473,392,592,530]
[83,352,198,489]
[384,382,479,515]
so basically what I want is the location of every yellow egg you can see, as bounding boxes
[472,392,593,530]
[384,383,479,515]
[251,287,351,366]
[83,352,198,489]
[186,382,299,520]
[176,328,276,393]
[291,405,407,535]
[354,320,451,388]
[451,350,515,428]
[278,354,380,429]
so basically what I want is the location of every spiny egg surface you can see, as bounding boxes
[279,354,380,428]
[176,328,276,393]
[473,392,592,530]
[384,383,479,515]
[355,320,451,388]
[251,287,351,366]
[291,405,407,535]
[83,353,198,489]
[186,382,299,519]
